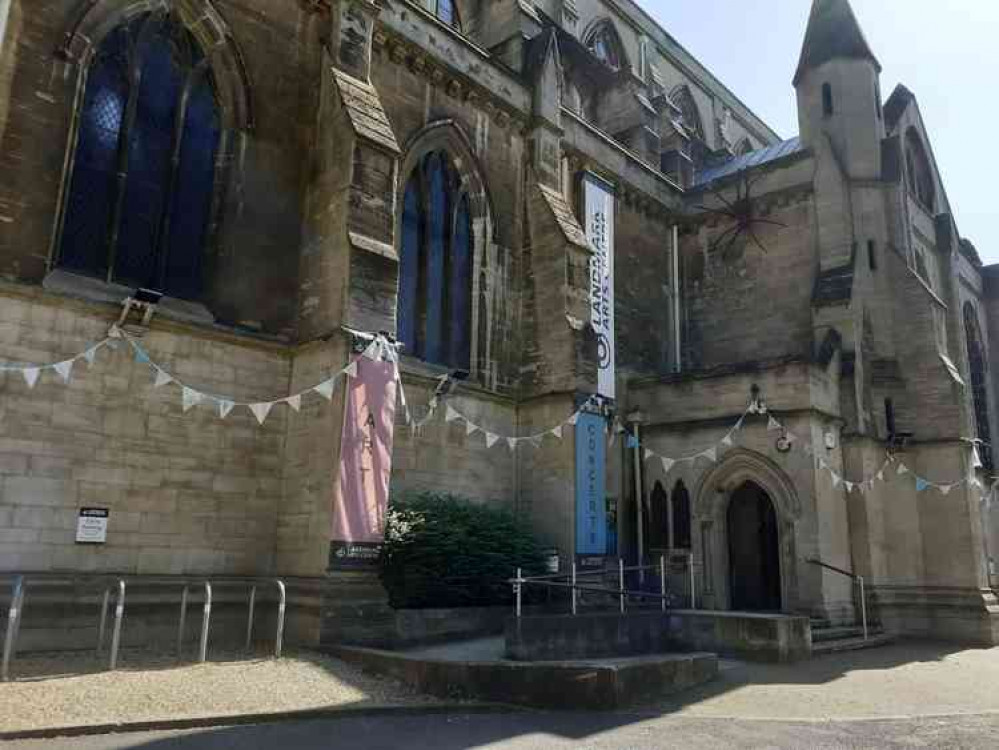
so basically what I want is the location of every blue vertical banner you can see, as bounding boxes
[575,412,607,556]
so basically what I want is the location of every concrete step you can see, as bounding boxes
[812,633,896,655]
[811,625,877,642]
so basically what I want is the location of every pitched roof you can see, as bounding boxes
[793,0,881,85]
[693,137,805,188]
[884,84,915,130]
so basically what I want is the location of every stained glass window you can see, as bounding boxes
[58,13,221,301]
[672,480,691,550]
[586,22,621,70]
[436,0,459,29]
[964,304,993,473]
[397,151,473,370]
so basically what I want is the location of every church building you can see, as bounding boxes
[0,0,997,647]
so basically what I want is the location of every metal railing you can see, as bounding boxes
[1,573,287,682]
[806,558,868,640]
[510,554,697,618]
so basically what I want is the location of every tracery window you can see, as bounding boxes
[585,20,623,70]
[905,128,936,211]
[672,480,691,550]
[964,303,994,473]
[398,151,472,369]
[669,84,705,142]
[58,12,221,301]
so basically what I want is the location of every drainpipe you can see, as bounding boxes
[629,410,646,581]
[672,224,681,373]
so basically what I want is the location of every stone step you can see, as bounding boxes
[812,633,896,656]
[811,625,878,642]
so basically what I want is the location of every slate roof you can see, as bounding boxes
[693,137,804,187]
[793,0,881,85]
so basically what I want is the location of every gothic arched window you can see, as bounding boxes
[905,128,936,212]
[649,481,669,551]
[58,12,221,301]
[672,480,691,550]
[964,303,993,473]
[436,0,461,29]
[398,151,473,369]
[669,85,705,142]
[585,20,624,70]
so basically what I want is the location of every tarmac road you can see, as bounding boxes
[7,711,999,750]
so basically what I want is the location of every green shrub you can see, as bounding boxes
[379,492,547,609]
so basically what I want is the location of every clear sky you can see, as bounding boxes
[641,0,999,264]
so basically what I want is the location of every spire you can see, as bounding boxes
[793,0,881,85]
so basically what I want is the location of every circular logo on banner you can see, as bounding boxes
[596,334,611,368]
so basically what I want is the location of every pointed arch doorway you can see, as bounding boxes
[727,481,782,612]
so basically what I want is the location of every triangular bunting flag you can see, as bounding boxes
[747,402,758,415]
[831,473,842,489]
[445,404,460,423]
[735,416,745,431]
[661,457,675,474]
[615,422,626,434]
[972,444,984,469]
[644,448,655,461]
[133,347,150,365]
[897,463,909,476]
[940,484,953,496]
[250,402,273,425]
[567,413,579,426]
[83,345,99,366]
[721,434,733,447]
[465,420,478,436]
[182,387,202,412]
[344,361,358,378]
[314,378,335,401]
[285,394,302,412]
[108,325,123,339]
[551,425,563,439]
[506,437,518,451]
[22,367,40,389]
[971,477,983,490]
[153,369,173,388]
[626,435,639,449]
[767,416,780,432]
[915,478,930,492]
[218,399,235,419]
[486,432,499,448]
[53,359,74,383]
[877,470,885,482]
[845,481,854,493]
[702,447,717,463]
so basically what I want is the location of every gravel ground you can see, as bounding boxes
[0,647,437,733]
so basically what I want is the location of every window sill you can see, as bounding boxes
[42,269,216,327]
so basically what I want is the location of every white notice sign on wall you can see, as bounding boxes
[583,173,616,400]
[76,507,109,544]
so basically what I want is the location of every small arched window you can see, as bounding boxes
[398,151,473,369]
[964,303,993,473]
[585,20,624,70]
[822,82,834,117]
[669,84,705,142]
[905,128,936,211]
[57,12,221,300]
[672,480,691,550]
[649,481,669,551]
[435,0,461,30]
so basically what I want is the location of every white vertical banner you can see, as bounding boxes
[584,173,616,400]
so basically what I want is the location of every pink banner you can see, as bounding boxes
[331,356,398,546]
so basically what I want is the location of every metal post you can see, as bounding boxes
[109,580,125,671]
[689,552,696,610]
[515,568,522,618]
[2,576,24,682]
[618,558,625,614]
[245,585,256,652]
[571,563,577,615]
[96,588,110,654]
[177,586,188,658]
[858,576,868,641]
[199,582,212,663]
[660,555,667,613]
[274,580,286,659]
[632,422,645,586]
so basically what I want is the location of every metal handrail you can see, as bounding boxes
[1,573,288,682]
[805,558,868,641]
[512,556,696,618]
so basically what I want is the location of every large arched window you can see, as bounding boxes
[905,128,936,212]
[585,20,624,70]
[649,481,669,551]
[398,151,472,369]
[672,480,691,550]
[58,12,220,300]
[964,303,993,473]
[669,84,705,142]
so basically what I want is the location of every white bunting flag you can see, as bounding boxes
[108,325,123,339]
[250,402,273,425]
[465,420,478,436]
[182,387,202,412]
[83,345,99,366]
[22,367,40,389]
[721,434,733,447]
[940,484,953,496]
[831,473,842,488]
[154,368,173,388]
[568,413,579,426]
[644,448,655,461]
[218,399,235,419]
[845,481,854,493]
[897,463,909,476]
[735,415,745,431]
[507,437,518,451]
[551,425,563,439]
[767,416,780,432]
[748,402,758,415]
[314,378,335,401]
[972,444,984,469]
[445,404,460,423]
[877,470,885,482]
[344,361,358,378]
[486,432,499,448]
[661,457,675,474]
[971,477,982,490]
[702,447,717,463]
[53,360,74,383]
[285,394,302,412]
[615,422,626,434]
